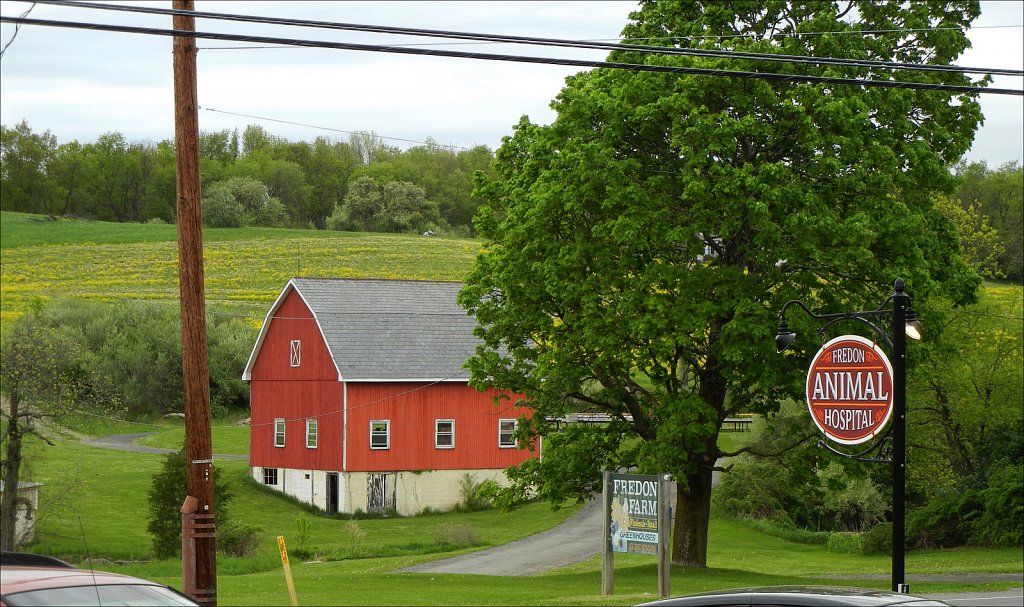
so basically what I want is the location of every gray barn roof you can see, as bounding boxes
[244,278,480,382]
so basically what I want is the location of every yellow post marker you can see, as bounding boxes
[277,535,299,606]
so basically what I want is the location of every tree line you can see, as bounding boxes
[2,120,1020,279]
[0,121,495,235]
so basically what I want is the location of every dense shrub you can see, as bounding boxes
[218,523,264,557]
[907,490,980,549]
[739,518,829,545]
[714,411,886,535]
[29,299,252,417]
[713,458,799,527]
[972,463,1024,547]
[817,462,887,532]
[906,420,1022,549]
[146,448,235,559]
[859,522,893,555]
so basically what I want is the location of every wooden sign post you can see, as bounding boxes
[277,535,299,606]
[602,471,671,597]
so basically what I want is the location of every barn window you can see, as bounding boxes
[498,419,517,448]
[263,468,278,486]
[435,419,455,449]
[274,418,286,448]
[289,340,302,367]
[306,418,318,449]
[370,420,390,450]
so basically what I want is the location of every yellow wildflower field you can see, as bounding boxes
[1,231,480,327]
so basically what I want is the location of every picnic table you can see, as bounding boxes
[722,416,754,431]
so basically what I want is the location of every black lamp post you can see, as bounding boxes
[775,278,921,594]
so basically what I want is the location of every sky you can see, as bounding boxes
[1,1,1021,166]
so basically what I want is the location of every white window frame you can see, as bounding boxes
[498,418,517,448]
[306,418,318,449]
[435,419,455,449]
[370,419,390,450]
[289,340,302,367]
[274,418,286,448]
[263,467,278,486]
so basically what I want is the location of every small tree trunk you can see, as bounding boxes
[671,463,713,568]
[1,395,24,551]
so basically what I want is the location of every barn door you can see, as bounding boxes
[367,473,396,514]
[326,473,339,514]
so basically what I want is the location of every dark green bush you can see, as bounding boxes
[147,448,234,559]
[859,522,893,555]
[218,523,264,557]
[740,518,829,545]
[972,463,1024,547]
[907,490,980,549]
[713,458,799,527]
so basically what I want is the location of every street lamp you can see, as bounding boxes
[775,278,921,594]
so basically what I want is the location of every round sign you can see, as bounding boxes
[806,335,894,445]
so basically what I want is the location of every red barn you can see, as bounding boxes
[243,278,536,515]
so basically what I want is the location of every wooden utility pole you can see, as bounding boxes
[601,471,613,596]
[172,1,216,604]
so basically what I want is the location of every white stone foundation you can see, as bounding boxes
[249,467,508,515]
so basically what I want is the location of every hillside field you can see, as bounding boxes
[0,212,481,326]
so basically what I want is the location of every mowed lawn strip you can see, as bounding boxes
[25,437,578,561]
[137,422,251,455]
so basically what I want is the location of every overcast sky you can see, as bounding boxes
[1,1,1021,166]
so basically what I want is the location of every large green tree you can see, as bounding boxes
[953,161,1024,281]
[460,0,982,568]
[908,288,1023,493]
[329,175,441,234]
[353,140,495,232]
[0,121,59,214]
[0,312,122,550]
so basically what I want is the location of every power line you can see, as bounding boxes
[194,24,1024,52]
[0,1,34,59]
[642,24,1024,41]
[2,15,1019,96]
[26,0,1024,78]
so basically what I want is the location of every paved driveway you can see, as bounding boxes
[400,498,603,576]
[82,432,248,460]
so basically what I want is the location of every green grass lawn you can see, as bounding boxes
[19,432,1022,606]
[136,421,251,455]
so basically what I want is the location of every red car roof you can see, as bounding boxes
[1,565,166,594]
